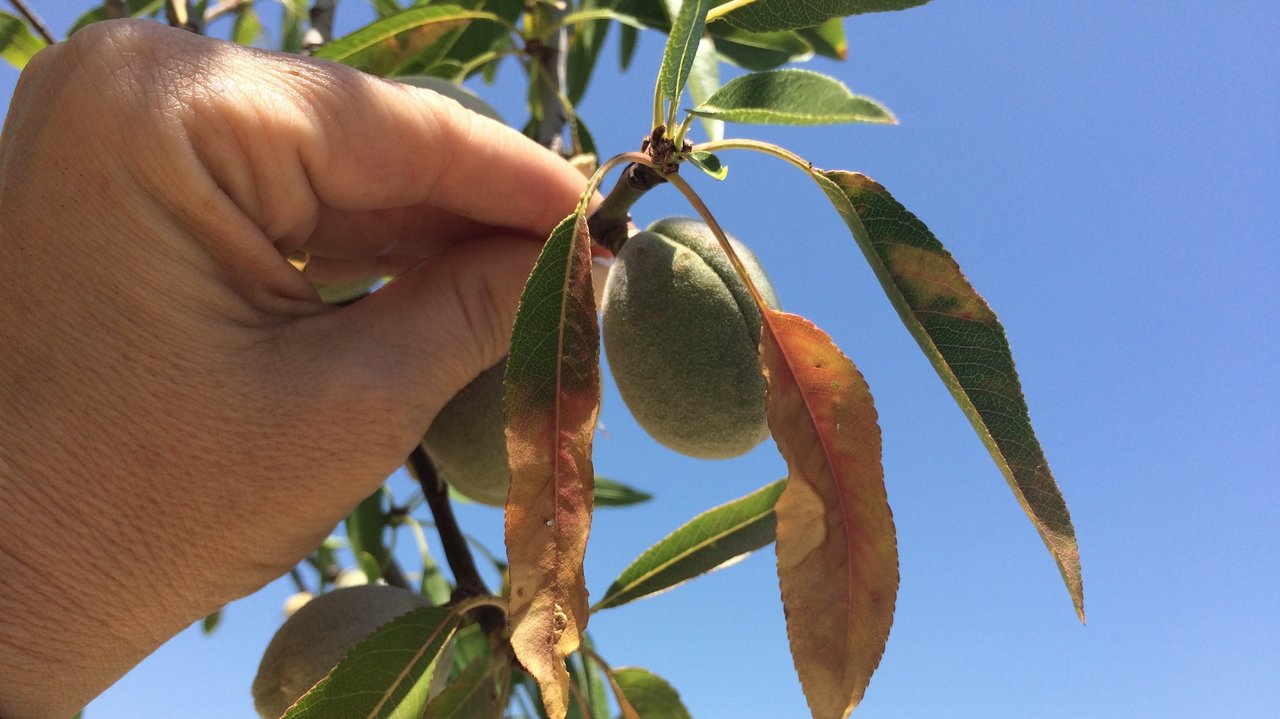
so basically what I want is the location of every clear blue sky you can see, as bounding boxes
[3,2,1277,717]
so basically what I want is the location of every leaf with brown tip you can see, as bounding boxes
[761,309,898,719]
[503,215,600,719]
[813,170,1083,621]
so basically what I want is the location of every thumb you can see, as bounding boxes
[295,235,542,473]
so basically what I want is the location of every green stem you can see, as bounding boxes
[705,0,758,23]
[555,8,645,31]
[664,172,770,311]
[692,138,815,173]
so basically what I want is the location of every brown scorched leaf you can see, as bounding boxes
[814,171,1083,621]
[761,309,898,719]
[503,215,600,719]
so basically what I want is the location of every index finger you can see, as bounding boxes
[171,26,587,239]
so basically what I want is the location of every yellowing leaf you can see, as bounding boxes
[504,215,600,719]
[716,0,932,33]
[761,310,898,719]
[0,11,47,70]
[814,171,1083,621]
[313,5,501,66]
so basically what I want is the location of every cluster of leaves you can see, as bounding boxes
[0,1,1082,718]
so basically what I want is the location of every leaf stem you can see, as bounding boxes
[692,138,815,173]
[705,0,759,24]
[554,8,645,31]
[577,645,643,718]
[6,0,53,44]
[664,172,770,311]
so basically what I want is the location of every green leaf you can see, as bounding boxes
[592,477,653,507]
[345,489,388,582]
[610,25,635,74]
[719,0,932,33]
[687,151,728,180]
[433,0,521,79]
[420,549,455,605]
[577,636,610,719]
[572,115,598,157]
[566,0,612,104]
[610,668,691,719]
[315,5,502,65]
[690,69,895,125]
[686,36,724,141]
[656,0,712,118]
[618,23,639,70]
[284,605,462,718]
[709,23,812,71]
[231,5,263,46]
[355,550,384,584]
[201,609,222,635]
[422,652,503,718]
[0,12,47,70]
[618,0,670,30]
[448,623,491,672]
[814,170,1084,621]
[797,17,848,60]
[280,0,307,53]
[373,0,403,19]
[594,480,784,611]
[566,652,609,719]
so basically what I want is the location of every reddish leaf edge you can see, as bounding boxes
[685,139,1084,623]
[665,173,899,718]
[501,152,656,719]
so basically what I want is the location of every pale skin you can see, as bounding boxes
[0,21,587,718]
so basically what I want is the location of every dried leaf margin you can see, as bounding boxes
[761,309,898,719]
[812,170,1084,621]
[503,214,601,719]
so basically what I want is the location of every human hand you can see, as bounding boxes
[0,20,584,717]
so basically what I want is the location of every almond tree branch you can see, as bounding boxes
[302,0,336,54]
[6,0,54,44]
[533,5,570,151]
[406,445,505,634]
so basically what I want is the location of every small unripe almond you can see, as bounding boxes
[421,359,509,506]
[252,585,430,719]
[602,217,780,459]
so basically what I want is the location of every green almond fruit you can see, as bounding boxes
[251,585,430,719]
[421,359,509,507]
[602,217,780,459]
